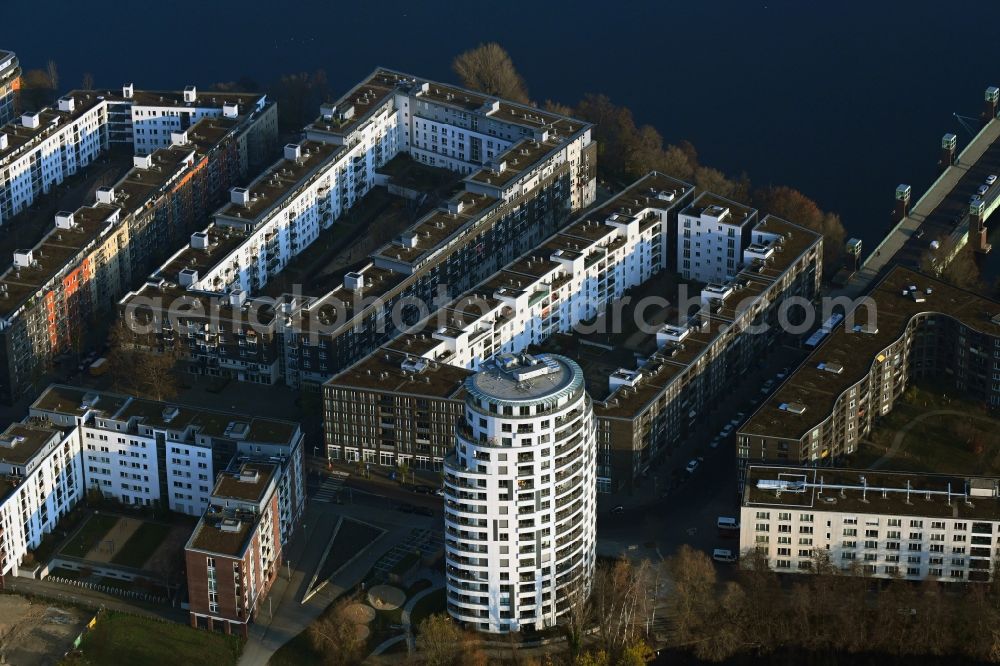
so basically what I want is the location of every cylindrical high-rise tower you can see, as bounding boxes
[444,353,596,633]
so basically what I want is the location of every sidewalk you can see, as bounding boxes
[238,503,413,666]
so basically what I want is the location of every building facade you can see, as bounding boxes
[444,353,596,633]
[0,93,277,403]
[323,176,823,492]
[185,461,284,637]
[0,421,83,579]
[0,50,21,127]
[677,192,757,283]
[737,266,1000,476]
[28,384,305,521]
[741,465,1000,582]
[122,68,596,390]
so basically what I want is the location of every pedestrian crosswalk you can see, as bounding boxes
[314,474,346,503]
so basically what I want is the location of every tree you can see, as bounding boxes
[46,60,59,92]
[81,72,95,91]
[415,613,464,666]
[306,599,365,665]
[452,43,529,104]
[591,557,654,660]
[559,576,593,658]
[107,319,180,401]
[397,460,410,485]
[753,185,847,273]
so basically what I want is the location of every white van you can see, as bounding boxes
[717,516,739,535]
[712,548,737,563]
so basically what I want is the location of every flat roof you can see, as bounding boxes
[0,95,105,164]
[681,191,756,226]
[468,353,581,404]
[31,384,299,446]
[741,265,1000,441]
[214,140,342,223]
[466,137,562,188]
[744,465,1000,521]
[326,343,470,400]
[0,422,60,467]
[371,190,498,268]
[188,510,255,557]
[211,462,276,503]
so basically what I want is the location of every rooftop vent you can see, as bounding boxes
[13,250,34,268]
[0,134,7,151]
[225,421,249,440]
[222,101,239,118]
[133,154,153,169]
[817,362,844,375]
[238,468,260,483]
[284,143,302,161]
[162,406,180,423]
[21,112,40,129]
[170,130,189,146]
[230,187,250,207]
[779,402,808,415]
[122,83,134,99]
[178,268,199,287]
[401,357,429,374]
[219,518,242,533]
[57,96,75,112]
[55,211,76,230]
[183,86,197,103]
[96,187,115,205]
[190,231,209,249]
[344,271,364,291]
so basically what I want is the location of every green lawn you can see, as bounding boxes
[61,514,119,559]
[71,612,242,666]
[111,522,172,569]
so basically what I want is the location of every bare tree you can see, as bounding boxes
[306,599,365,665]
[46,60,59,92]
[108,319,180,401]
[591,557,654,660]
[452,43,529,104]
[81,72,95,91]
[416,613,483,666]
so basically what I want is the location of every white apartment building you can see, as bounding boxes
[0,50,19,126]
[444,353,596,633]
[678,192,757,283]
[386,173,691,372]
[27,385,305,527]
[0,85,271,226]
[741,466,1000,583]
[0,422,84,577]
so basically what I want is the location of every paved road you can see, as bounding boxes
[845,118,1000,296]
[596,342,808,560]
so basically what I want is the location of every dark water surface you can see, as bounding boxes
[3,0,999,252]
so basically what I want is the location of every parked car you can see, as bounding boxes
[434,488,445,497]
[685,457,703,474]
[709,436,721,449]
[760,379,775,395]
[977,184,990,196]
[988,175,998,186]
[610,505,625,515]
[720,424,734,437]
[712,548,738,563]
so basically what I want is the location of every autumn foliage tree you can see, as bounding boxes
[753,185,847,273]
[452,43,529,104]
